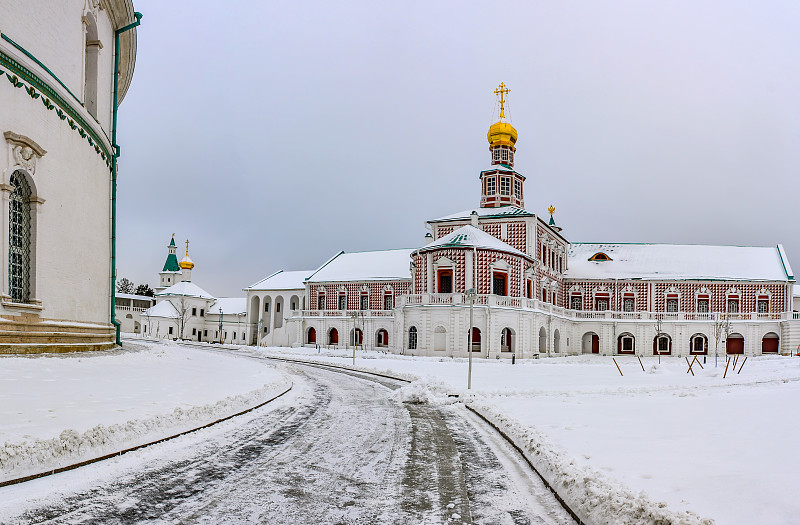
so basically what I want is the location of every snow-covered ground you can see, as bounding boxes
[0,342,289,481]
[248,346,800,524]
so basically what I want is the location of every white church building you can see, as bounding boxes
[0,1,140,353]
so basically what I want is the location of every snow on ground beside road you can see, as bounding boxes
[0,342,289,481]
[247,346,800,524]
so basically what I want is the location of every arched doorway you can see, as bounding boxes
[328,327,339,345]
[762,332,779,353]
[653,334,672,355]
[434,326,447,351]
[307,327,316,344]
[538,327,547,354]
[469,327,481,352]
[726,333,744,354]
[553,330,561,353]
[689,333,708,355]
[134,321,140,334]
[350,328,363,346]
[501,328,514,352]
[617,333,635,355]
[376,329,388,347]
[582,332,599,354]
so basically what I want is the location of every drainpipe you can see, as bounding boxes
[111,12,143,345]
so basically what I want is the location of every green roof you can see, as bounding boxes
[169,237,176,247]
[162,253,180,272]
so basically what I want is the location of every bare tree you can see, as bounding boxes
[712,311,730,368]
[175,296,192,340]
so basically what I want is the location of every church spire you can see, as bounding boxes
[162,234,180,272]
[480,84,525,208]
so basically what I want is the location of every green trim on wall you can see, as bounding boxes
[0,44,112,168]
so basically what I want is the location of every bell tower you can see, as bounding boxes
[480,83,525,208]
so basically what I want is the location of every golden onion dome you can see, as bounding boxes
[179,255,194,270]
[487,121,518,148]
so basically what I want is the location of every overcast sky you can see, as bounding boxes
[116,1,800,297]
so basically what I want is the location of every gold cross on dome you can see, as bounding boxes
[494,82,510,118]
[185,239,190,256]
[548,205,556,217]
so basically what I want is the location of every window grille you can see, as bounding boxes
[758,299,768,313]
[408,327,417,350]
[697,299,709,312]
[493,149,500,161]
[439,272,452,293]
[384,293,393,310]
[338,294,346,310]
[596,298,609,311]
[623,298,635,312]
[727,299,739,313]
[9,171,31,304]
[571,295,582,310]
[500,177,510,195]
[514,179,521,197]
[493,274,507,296]
[361,294,368,310]
[486,177,496,195]
[666,298,678,312]
[658,336,669,352]
[501,149,508,161]
[317,294,325,310]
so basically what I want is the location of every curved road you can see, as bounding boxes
[1,358,574,525]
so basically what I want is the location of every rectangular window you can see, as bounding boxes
[622,336,633,351]
[486,177,496,195]
[438,270,452,293]
[265,303,269,312]
[318,294,325,310]
[623,298,635,312]
[384,293,393,310]
[204,330,208,336]
[697,298,709,312]
[758,299,769,313]
[493,273,507,296]
[200,309,204,317]
[500,177,510,195]
[658,337,669,352]
[192,328,197,335]
[277,302,281,313]
[232,332,236,340]
[192,307,197,316]
[338,294,346,310]
[666,298,678,312]
[493,149,500,161]
[571,295,582,310]
[501,149,509,161]
[727,299,739,313]
[514,179,521,197]
[596,298,609,311]
[169,326,173,335]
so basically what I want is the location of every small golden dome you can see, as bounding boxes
[179,239,195,269]
[487,121,518,148]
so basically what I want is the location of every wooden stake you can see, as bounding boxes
[685,356,695,376]
[733,354,739,369]
[613,358,623,377]
[737,356,748,374]
[694,356,704,370]
[723,357,730,379]
[637,356,645,372]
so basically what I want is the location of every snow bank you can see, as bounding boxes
[390,378,459,405]
[468,402,715,525]
[0,379,291,482]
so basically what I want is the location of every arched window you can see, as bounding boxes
[83,13,100,118]
[408,326,417,350]
[9,171,32,303]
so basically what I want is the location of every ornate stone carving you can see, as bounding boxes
[4,132,46,176]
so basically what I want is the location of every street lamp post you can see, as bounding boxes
[466,288,477,389]
[351,311,359,366]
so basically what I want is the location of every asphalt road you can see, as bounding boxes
[1,359,574,525]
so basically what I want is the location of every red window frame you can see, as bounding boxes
[437,269,453,293]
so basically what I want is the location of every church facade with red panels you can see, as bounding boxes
[270,85,799,358]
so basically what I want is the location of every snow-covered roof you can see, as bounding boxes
[567,243,793,282]
[480,164,518,174]
[143,300,178,319]
[416,225,529,258]
[156,281,215,299]
[431,205,533,222]
[307,249,413,283]
[116,293,155,301]
[246,270,314,291]
[208,297,247,315]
